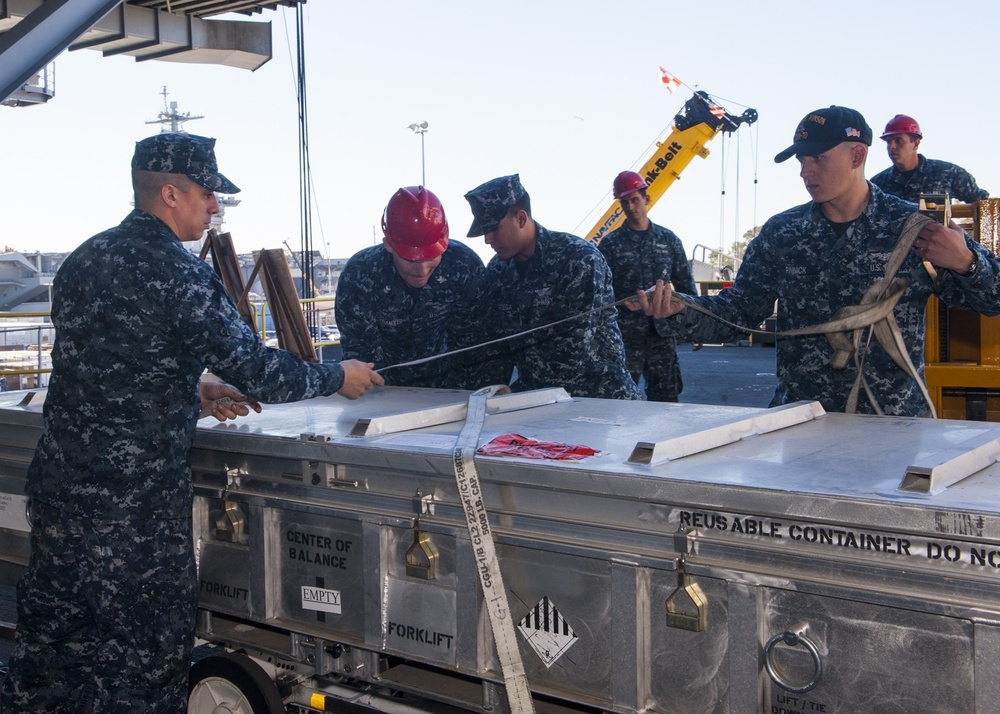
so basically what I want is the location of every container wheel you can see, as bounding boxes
[188,652,285,714]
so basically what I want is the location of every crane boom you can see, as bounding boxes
[584,92,757,245]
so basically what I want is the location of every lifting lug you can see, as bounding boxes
[212,467,247,543]
[665,560,707,632]
[405,519,439,580]
[213,499,246,543]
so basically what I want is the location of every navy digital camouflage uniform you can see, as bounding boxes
[598,222,696,401]
[871,155,988,203]
[464,175,637,400]
[476,224,640,400]
[336,240,499,389]
[2,136,349,713]
[655,184,1000,416]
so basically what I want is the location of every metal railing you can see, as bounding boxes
[0,294,341,386]
[253,295,340,345]
[0,312,53,389]
[690,244,742,282]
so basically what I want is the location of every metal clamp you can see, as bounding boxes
[763,630,822,693]
[665,561,706,632]
[405,521,439,580]
[213,499,246,543]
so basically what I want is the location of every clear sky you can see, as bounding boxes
[2,0,998,269]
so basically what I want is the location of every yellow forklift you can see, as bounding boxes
[923,196,1000,421]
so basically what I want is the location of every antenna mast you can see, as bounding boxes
[146,86,204,133]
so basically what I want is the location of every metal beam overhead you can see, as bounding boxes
[0,0,305,105]
[0,0,123,106]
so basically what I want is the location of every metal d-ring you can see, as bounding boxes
[763,630,823,693]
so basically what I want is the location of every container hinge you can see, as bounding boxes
[299,433,357,488]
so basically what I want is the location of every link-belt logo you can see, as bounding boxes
[589,140,683,243]
[644,141,684,186]
[591,207,623,242]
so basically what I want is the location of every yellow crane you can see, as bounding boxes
[583,91,757,245]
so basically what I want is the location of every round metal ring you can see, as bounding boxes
[763,630,823,693]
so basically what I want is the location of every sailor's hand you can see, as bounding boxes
[339,360,384,399]
[623,284,670,312]
[916,220,975,273]
[623,291,644,312]
[199,382,262,421]
[635,280,686,319]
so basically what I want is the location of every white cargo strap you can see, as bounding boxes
[453,385,535,714]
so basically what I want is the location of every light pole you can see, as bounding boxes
[407,121,429,186]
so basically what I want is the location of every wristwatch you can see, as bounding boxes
[958,252,978,277]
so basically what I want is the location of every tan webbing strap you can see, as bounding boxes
[453,386,535,714]
[817,212,935,415]
[678,213,936,415]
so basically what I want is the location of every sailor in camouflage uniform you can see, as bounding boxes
[635,107,1000,416]
[336,186,499,389]
[871,114,988,203]
[464,175,639,400]
[1,133,382,713]
[597,170,697,402]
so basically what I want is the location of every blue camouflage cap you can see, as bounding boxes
[464,174,526,237]
[131,132,240,194]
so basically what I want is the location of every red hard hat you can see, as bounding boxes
[613,171,647,199]
[881,114,922,140]
[382,186,449,261]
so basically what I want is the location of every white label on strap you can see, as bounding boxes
[453,386,535,714]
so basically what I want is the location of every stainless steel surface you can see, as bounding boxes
[3,386,1000,712]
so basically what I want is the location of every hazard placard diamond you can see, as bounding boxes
[518,596,578,668]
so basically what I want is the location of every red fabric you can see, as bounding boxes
[477,433,598,461]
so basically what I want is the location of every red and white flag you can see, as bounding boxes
[658,67,681,94]
[709,103,726,119]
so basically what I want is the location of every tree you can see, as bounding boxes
[730,226,761,262]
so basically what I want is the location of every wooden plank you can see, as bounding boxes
[254,248,316,362]
[199,230,258,334]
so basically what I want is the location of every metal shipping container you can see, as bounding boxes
[0,386,999,713]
